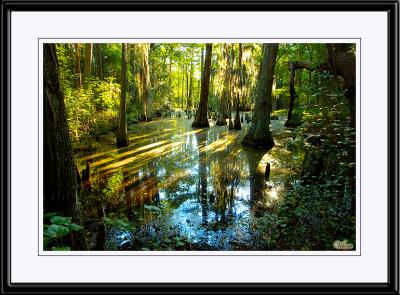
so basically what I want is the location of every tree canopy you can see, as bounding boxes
[44,42,356,251]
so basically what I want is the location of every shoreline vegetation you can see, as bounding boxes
[43,43,356,251]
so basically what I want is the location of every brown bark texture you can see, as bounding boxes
[233,43,243,130]
[43,43,86,249]
[216,44,231,126]
[242,43,278,150]
[94,43,104,80]
[83,43,92,84]
[192,43,213,128]
[288,44,356,128]
[117,43,130,148]
[73,43,82,88]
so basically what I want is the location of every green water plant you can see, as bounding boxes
[43,213,83,251]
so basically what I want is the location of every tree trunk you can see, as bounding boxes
[43,43,86,250]
[233,43,243,130]
[188,62,193,110]
[233,93,241,130]
[83,43,92,86]
[285,63,297,127]
[169,58,172,85]
[244,148,266,217]
[228,100,233,130]
[94,43,104,80]
[326,44,356,128]
[192,43,212,128]
[73,43,82,88]
[296,68,303,87]
[289,44,356,128]
[195,132,209,225]
[200,46,204,83]
[129,44,139,102]
[141,44,151,121]
[181,64,185,109]
[117,44,130,148]
[216,45,231,126]
[242,43,278,150]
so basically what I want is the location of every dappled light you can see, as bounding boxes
[76,116,303,250]
[44,42,356,252]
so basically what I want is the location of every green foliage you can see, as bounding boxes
[126,99,143,125]
[102,43,122,78]
[254,177,355,250]
[101,171,124,199]
[255,76,356,250]
[52,246,72,251]
[81,170,124,211]
[144,204,161,214]
[139,232,190,251]
[50,216,72,225]
[43,214,83,251]
[150,101,173,117]
[63,78,120,146]
[103,217,135,231]
[272,109,288,117]
[44,224,70,239]
[53,42,356,251]
[56,44,121,147]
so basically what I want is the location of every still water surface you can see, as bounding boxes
[80,116,297,250]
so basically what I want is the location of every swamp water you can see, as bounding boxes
[79,116,300,250]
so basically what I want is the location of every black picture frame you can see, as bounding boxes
[1,0,398,294]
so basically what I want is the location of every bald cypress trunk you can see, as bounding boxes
[83,43,92,86]
[233,43,243,130]
[117,43,130,148]
[288,44,356,128]
[43,43,86,250]
[140,44,151,121]
[94,43,104,80]
[216,45,231,126]
[73,43,82,88]
[326,44,356,128]
[242,43,278,150]
[192,43,212,128]
[285,63,297,127]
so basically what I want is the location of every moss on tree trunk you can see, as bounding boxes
[43,43,87,250]
[117,43,130,148]
[192,44,212,128]
[242,43,278,150]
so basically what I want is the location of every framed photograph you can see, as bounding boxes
[2,0,399,293]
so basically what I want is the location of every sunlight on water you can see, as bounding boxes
[79,116,295,250]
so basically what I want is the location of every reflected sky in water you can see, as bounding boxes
[81,116,293,250]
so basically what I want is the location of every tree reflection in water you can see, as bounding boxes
[195,131,209,226]
[81,117,289,250]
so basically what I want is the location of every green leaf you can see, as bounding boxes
[50,216,72,225]
[43,212,58,220]
[67,223,82,231]
[103,217,134,231]
[144,204,161,213]
[52,246,71,251]
[44,224,70,238]
[141,247,150,251]
[114,218,134,230]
